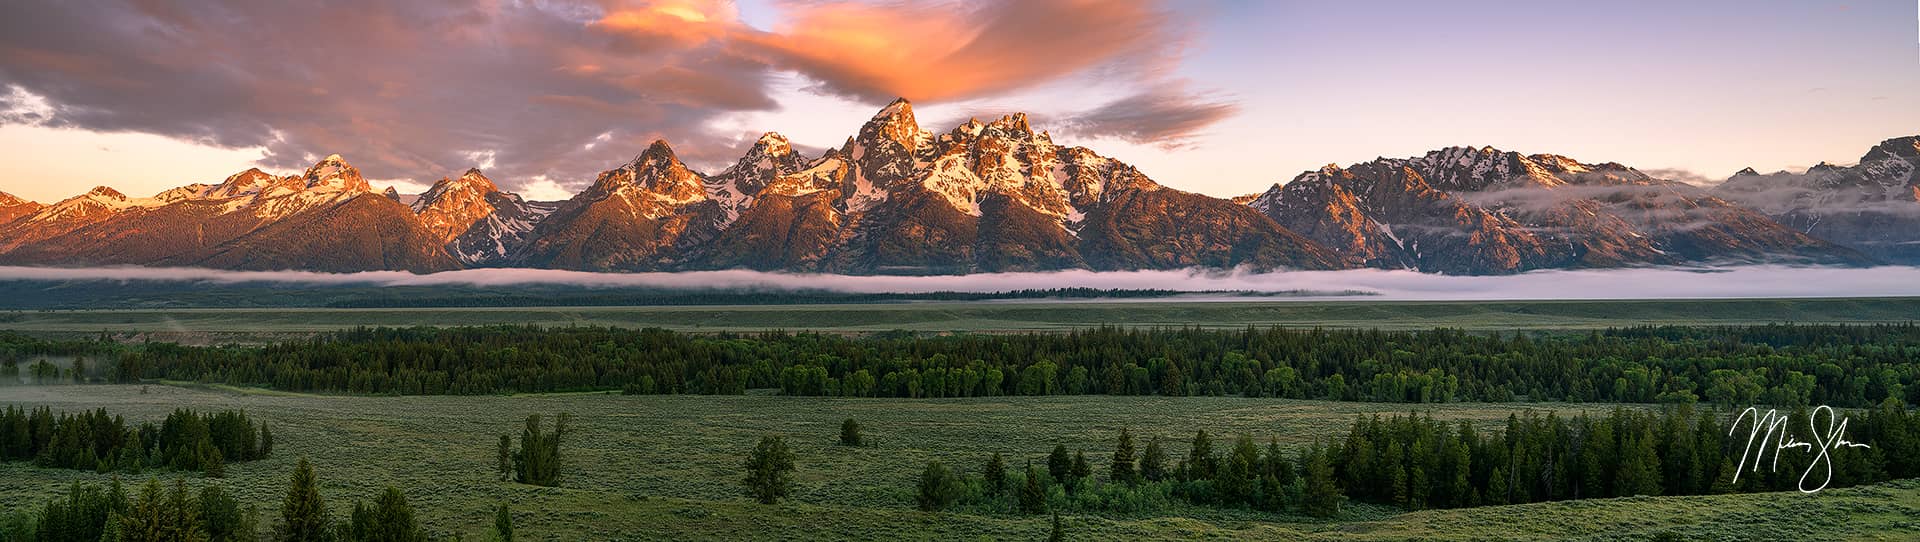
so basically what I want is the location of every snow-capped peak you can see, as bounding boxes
[857,97,927,152]
[872,97,913,121]
[755,132,793,154]
[26,185,161,224]
[301,154,371,193]
[703,132,810,225]
[577,139,710,220]
[1861,136,1920,162]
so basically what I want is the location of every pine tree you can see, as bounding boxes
[259,424,274,459]
[984,452,1008,494]
[1259,438,1290,511]
[1047,444,1071,482]
[916,461,962,511]
[1018,463,1047,514]
[1140,437,1168,482]
[1047,511,1063,542]
[492,503,513,542]
[120,479,170,542]
[1110,428,1137,485]
[199,441,226,478]
[278,458,331,542]
[1219,434,1259,505]
[1487,465,1510,505]
[1615,432,1663,497]
[496,435,513,481]
[1303,443,1342,518]
[743,436,795,504]
[1187,430,1217,480]
[839,419,861,447]
[511,414,567,487]
[199,485,258,542]
[1068,451,1091,493]
[362,487,426,542]
[165,479,209,542]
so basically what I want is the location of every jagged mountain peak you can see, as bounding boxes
[753,132,794,154]
[0,191,30,206]
[382,186,402,202]
[988,112,1030,133]
[1861,136,1920,162]
[857,97,925,151]
[707,132,809,212]
[302,154,370,192]
[620,139,690,174]
[421,169,500,199]
[1734,167,1760,177]
[85,186,127,199]
[203,167,282,199]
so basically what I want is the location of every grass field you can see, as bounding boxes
[0,384,1915,540]
[5,297,1920,339]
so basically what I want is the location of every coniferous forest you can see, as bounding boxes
[0,405,271,476]
[5,324,1915,407]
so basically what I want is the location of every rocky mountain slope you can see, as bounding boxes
[0,156,456,272]
[1247,146,1870,274]
[0,100,1907,275]
[1711,136,1920,264]
[0,192,43,225]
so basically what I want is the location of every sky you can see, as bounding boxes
[0,0,1915,204]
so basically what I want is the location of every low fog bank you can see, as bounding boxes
[1,265,1918,301]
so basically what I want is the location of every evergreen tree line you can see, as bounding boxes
[0,458,516,542]
[1330,402,1920,509]
[912,402,1920,517]
[10,323,1917,407]
[0,478,261,542]
[0,405,272,476]
[912,430,1345,518]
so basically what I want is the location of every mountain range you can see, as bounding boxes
[0,99,1911,276]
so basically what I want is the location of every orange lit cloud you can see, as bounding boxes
[589,0,736,52]
[587,0,1184,104]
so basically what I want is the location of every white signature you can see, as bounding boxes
[1729,405,1872,494]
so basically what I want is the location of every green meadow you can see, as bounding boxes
[1,384,1914,541]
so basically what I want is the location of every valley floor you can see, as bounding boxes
[0,385,1914,540]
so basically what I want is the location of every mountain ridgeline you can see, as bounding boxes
[0,100,1911,275]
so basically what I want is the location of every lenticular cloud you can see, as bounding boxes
[1,265,1919,301]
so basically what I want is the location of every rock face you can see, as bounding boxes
[1712,136,1920,264]
[0,192,39,225]
[1249,146,1869,274]
[0,155,458,272]
[508,140,729,271]
[412,169,555,265]
[0,100,1906,275]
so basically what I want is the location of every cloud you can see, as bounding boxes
[1053,84,1239,148]
[726,0,1180,103]
[0,0,1225,199]
[1638,168,1715,186]
[3,265,1920,301]
[1712,164,1920,218]
[0,0,776,197]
